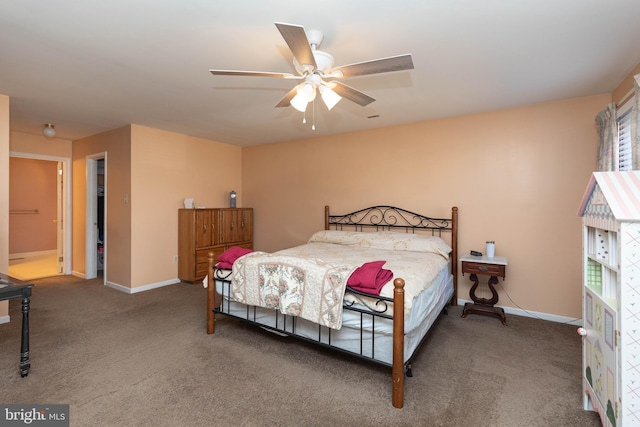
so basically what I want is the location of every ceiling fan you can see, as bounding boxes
[210,22,414,115]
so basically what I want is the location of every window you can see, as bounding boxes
[617,99,633,171]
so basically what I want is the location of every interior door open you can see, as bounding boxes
[85,154,106,281]
[56,161,64,273]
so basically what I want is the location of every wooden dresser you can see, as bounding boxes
[178,208,253,283]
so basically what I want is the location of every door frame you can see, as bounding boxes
[56,161,64,273]
[9,151,72,275]
[85,153,106,282]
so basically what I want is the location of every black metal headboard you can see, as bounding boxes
[325,205,456,235]
[324,205,459,306]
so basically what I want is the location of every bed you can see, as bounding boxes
[206,205,458,408]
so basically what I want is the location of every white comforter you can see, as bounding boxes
[274,230,452,315]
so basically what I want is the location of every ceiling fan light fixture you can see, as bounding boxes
[43,123,56,138]
[290,92,309,112]
[298,82,316,102]
[291,81,318,112]
[209,22,414,119]
[319,85,341,110]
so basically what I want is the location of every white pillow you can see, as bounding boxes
[308,230,452,259]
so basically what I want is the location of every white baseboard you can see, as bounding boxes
[106,278,181,294]
[0,315,10,324]
[70,274,179,294]
[457,298,582,326]
[9,249,57,259]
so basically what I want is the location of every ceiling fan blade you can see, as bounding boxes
[274,87,298,108]
[275,22,317,70]
[331,82,375,107]
[331,54,414,78]
[210,69,301,79]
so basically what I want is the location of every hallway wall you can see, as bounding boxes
[9,157,57,254]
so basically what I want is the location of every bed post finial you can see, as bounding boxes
[325,205,330,230]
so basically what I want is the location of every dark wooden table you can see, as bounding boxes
[460,254,508,325]
[0,273,34,377]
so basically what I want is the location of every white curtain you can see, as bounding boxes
[596,103,617,171]
[633,74,640,170]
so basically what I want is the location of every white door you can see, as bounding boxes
[56,161,64,273]
[86,154,106,282]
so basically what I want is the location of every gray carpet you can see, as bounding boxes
[0,275,601,426]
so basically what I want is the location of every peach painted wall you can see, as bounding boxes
[73,126,132,286]
[9,158,57,254]
[10,131,72,158]
[612,63,640,105]
[72,124,242,290]
[242,94,610,319]
[129,125,242,288]
[0,94,9,319]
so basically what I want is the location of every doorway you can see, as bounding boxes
[8,153,71,280]
[85,154,106,282]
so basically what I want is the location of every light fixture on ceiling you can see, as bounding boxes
[289,73,343,113]
[42,123,56,138]
[210,22,415,131]
[319,85,341,110]
[290,82,316,112]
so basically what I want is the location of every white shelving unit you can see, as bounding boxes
[578,171,640,427]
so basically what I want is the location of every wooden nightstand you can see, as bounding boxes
[460,254,508,325]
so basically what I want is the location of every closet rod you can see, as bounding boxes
[9,209,39,214]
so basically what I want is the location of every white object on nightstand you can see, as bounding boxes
[485,241,495,257]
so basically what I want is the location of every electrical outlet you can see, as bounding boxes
[173,255,178,263]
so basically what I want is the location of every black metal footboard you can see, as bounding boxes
[211,266,400,368]
[206,205,459,409]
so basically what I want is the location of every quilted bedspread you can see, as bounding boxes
[277,230,452,316]
[231,251,358,329]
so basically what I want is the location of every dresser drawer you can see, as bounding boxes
[196,247,225,264]
[462,261,505,277]
[193,248,224,280]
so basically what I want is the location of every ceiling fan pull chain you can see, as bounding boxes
[312,99,316,131]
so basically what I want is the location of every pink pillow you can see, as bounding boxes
[218,246,253,266]
[216,261,233,270]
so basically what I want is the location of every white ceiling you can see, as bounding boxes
[1,1,639,147]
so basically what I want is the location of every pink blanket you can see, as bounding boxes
[346,261,393,295]
[217,246,254,269]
